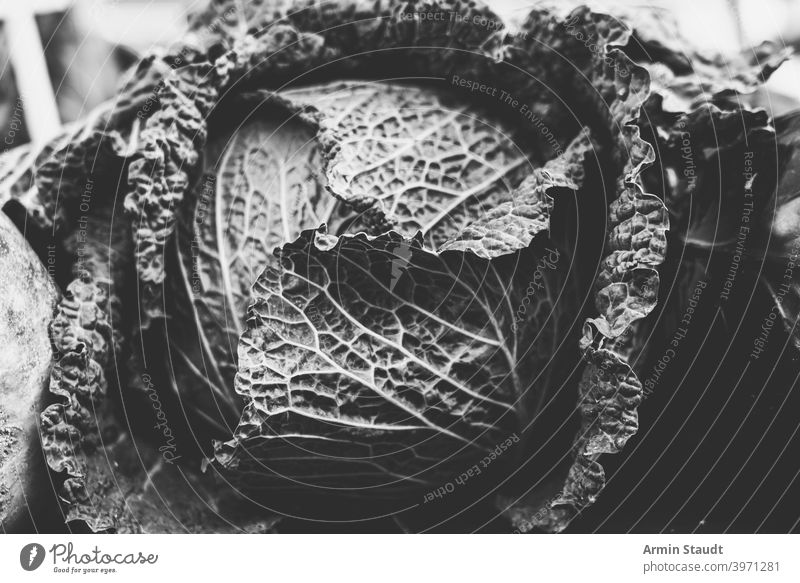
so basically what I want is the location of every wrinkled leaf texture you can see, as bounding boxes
[0,0,789,531]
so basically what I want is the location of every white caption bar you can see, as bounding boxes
[1,534,798,581]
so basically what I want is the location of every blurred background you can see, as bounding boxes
[0,0,205,148]
[1,0,800,149]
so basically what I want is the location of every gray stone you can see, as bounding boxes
[0,211,59,531]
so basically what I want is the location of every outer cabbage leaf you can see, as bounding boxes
[0,110,131,235]
[165,97,341,438]
[55,409,278,533]
[441,128,594,258]
[278,81,535,246]
[216,227,575,500]
[34,195,273,532]
[123,55,224,325]
[39,200,131,528]
[488,5,668,531]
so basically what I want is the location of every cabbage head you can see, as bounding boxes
[0,0,792,533]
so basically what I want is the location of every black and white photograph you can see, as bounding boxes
[1,0,800,579]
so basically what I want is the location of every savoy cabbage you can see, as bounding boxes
[0,0,795,533]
